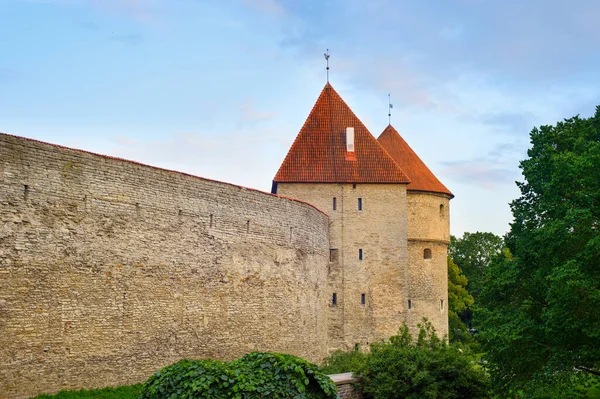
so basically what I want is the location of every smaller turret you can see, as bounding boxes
[378,125,453,337]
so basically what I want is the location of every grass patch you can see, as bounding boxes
[30,384,143,399]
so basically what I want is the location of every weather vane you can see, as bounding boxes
[388,94,393,125]
[324,49,330,82]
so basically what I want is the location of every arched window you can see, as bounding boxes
[424,248,432,259]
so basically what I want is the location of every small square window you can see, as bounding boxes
[424,248,432,259]
[358,198,363,211]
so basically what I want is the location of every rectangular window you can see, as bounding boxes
[332,293,337,306]
[408,299,412,309]
[440,299,444,310]
[359,248,363,260]
[333,197,337,211]
[329,249,339,262]
[361,293,366,305]
[358,197,363,211]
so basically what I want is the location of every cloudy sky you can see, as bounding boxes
[1,0,599,236]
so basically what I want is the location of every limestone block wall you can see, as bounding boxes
[406,192,450,337]
[276,183,408,352]
[0,133,330,399]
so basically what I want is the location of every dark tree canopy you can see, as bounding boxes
[476,106,600,397]
[449,232,503,300]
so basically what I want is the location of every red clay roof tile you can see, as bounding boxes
[377,125,453,197]
[273,83,410,186]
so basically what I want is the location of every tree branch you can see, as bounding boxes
[575,366,600,376]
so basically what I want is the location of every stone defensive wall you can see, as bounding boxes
[0,133,330,399]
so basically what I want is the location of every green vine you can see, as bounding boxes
[140,352,338,399]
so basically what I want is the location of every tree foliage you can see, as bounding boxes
[449,232,503,300]
[322,320,490,399]
[447,256,474,344]
[140,352,337,399]
[362,321,489,399]
[476,106,600,397]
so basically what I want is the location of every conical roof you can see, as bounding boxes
[273,83,410,189]
[377,125,453,197]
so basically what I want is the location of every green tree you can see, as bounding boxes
[447,256,474,344]
[361,320,490,399]
[476,106,600,397]
[449,232,503,300]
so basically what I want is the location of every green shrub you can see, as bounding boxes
[321,349,368,375]
[362,320,490,399]
[140,352,338,399]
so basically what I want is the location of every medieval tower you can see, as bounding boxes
[272,83,453,350]
[0,81,452,398]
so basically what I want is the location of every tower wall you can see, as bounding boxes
[277,183,409,351]
[405,191,450,337]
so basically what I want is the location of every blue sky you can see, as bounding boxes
[1,0,599,236]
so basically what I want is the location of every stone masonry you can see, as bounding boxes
[0,133,330,399]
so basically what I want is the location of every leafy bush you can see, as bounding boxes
[31,384,143,399]
[321,349,368,375]
[322,320,490,399]
[362,321,490,399]
[140,352,338,399]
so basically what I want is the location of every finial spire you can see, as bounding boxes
[388,94,393,125]
[324,49,330,82]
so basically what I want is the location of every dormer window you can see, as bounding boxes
[346,127,355,152]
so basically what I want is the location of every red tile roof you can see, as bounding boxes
[273,83,410,188]
[377,125,453,197]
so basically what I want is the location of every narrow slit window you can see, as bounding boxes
[333,197,337,211]
[439,204,444,216]
[329,249,339,262]
[361,293,366,305]
[332,293,337,306]
[359,248,363,260]
[424,248,432,259]
[358,197,363,211]
[440,299,444,310]
[408,299,412,309]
